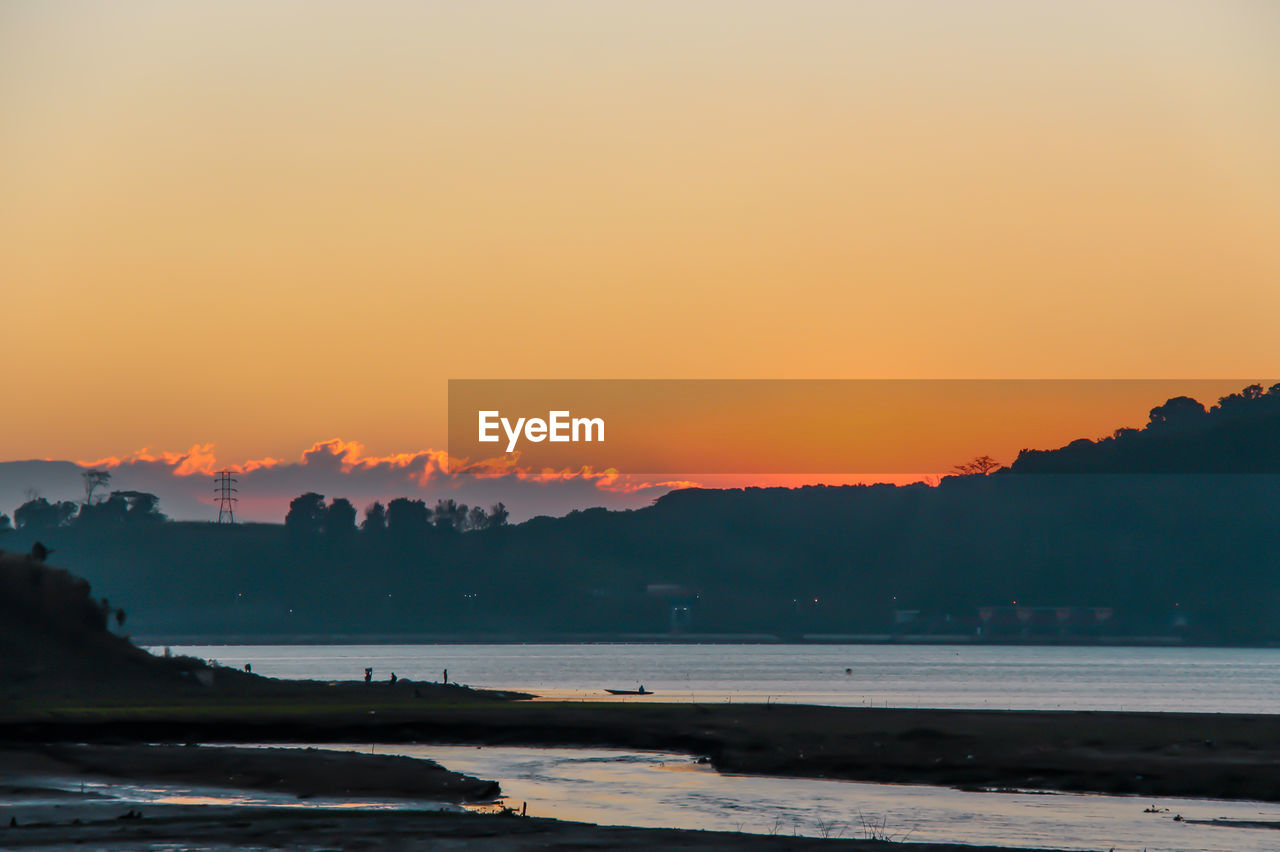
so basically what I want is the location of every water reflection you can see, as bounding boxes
[319,744,1280,852]
[12,777,457,814]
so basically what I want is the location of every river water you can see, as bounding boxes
[150,643,1280,850]
[164,642,1280,712]
[327,744,1280,852]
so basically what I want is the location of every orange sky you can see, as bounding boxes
[2,1,1278,464]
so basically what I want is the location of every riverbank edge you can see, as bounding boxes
[6,701,1280,803]
[0,801,1052,851]
[136,632,1230,646]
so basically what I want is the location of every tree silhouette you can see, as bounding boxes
[123,491,166,523]
[952,455,1001,476]
[1147,396,1207,432]
[465,505,489,531]
[14,497,77,529]
[324,497,357,538]
[75,493,129,527]
[386,497,429,536]
[432,499,467,533]
[82,469,112,504]
[76,491,166,527]
[361,501,387,532]
[285,492,326,537]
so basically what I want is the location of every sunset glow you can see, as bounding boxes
[3,1,1278,465]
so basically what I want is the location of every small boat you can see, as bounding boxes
[605,685,652,695]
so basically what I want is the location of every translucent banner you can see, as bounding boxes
[447,379,1276,474]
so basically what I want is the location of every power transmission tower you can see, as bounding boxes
[214,470,238,524]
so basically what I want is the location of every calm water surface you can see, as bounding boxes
[138,644,1280,850]
[326,744,1280,852]
[162,643,1280,712]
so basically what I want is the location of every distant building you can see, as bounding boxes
[646,583,694,599]
[646,583,699,633]
[977,605,1114,636]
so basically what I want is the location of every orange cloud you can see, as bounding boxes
[76,445,282,477]
[300,439,429,471]
[140,441,949,503]
[75,440,709,494]
[506,464,703,494]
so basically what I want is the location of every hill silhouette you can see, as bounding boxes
[0,551,215,696]
[1009,382,1280,473]
[2,383,1278,644]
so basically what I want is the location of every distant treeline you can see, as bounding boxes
[1008,382,1280,473]
[284,493,509,537]
[2,383,1277,642]
[1,489,165,533]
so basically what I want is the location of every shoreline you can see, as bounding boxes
[1,743,501,803]
[134,632,1231,647]
[8,690,1280,803]
[0,742,1050,851]
[0,804,1047,851]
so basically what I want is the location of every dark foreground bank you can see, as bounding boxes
[0,743,501,802]
[0,807,1044,852]
[9,693,1280,802]
[0,743,1045,852]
